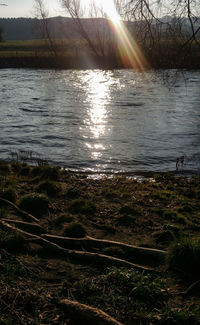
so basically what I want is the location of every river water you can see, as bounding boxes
[0,68,200,174]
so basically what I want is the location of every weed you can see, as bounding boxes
[69,199,96,215]
[117,214,136,226]
[196,189,200,199]
[36,180,60,197]
[0,208,7,218]
[163,210,187,224]
[101,188,118,199]
[177,204,194,214]
[19,165,31,176]
[166,237,200,278]
[19,193,49,217]
[63,222,86,238]
[101,223,116,234]
[163,224,180,235]
[106,268,166,303]
[0,162,10,175]
[152,230,175,246]
[0,228,25,253]
[0,187,17,203]
[119,205,139,215]
[161,305,200,324]
[31,165,60,181]
[54,214,75,227]
[183,189,196,199]
[66,187,81,199]
[165,183,175,191]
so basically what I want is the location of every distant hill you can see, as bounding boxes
[0,17,111,41]
[0,16,199,41]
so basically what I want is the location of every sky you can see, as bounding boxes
[0,0,61,18]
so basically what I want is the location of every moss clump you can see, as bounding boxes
[31,165,60,181]
[20,165,31,176]
[166,237,200,278]
[119,205,139,215]
[36,180,60,197]
[63,222,86,238]
[66,187,81,199]
[163,210,187,224]
[19,193,49,217]
[116,214,136,226]
[152,230,175,246]
[0,187,17,203]
[177,204,194,214]
[0,228,25,253]
[0,162,10,175]
[69,199,96,215]
[54,214,75,227]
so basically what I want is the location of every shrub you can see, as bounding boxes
[152,230,175,246]
[69,199,96,215]
[166,237,200,278]
[63,222,86,238]
[0,187,17,203]
[117,215,136,226]
[0,208,8,218]
[119,205,139,215]
[20,165,30,176]
[0,162,10,175]
[0,228,25,253]
[177,204,194,214]
[19,193,49,217]
[66,187,81,199]
[31,165,60,180]
[55,214,75,227]
[36,180,60,197]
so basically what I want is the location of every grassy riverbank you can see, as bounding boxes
[0,161,200,324]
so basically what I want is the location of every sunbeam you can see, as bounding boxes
[93,0,149,70]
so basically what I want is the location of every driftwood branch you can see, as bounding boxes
[0,197,39,223]
[0,221,155,271]
[1,218,45,235]
[42,234,166,260]
[58,299,123,325]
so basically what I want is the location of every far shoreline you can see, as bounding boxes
[1,55,200,70]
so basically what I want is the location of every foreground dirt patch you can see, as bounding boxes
[0,162,200,324]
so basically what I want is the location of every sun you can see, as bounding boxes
[93,0,121,25]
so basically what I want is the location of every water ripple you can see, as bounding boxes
[0,69,200,174]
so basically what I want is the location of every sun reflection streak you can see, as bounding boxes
[81,70,114,161]
[83,70,111,139]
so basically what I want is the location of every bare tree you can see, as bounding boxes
[60,0,124,59]
[34,0,58,57]
[125,0,200,65]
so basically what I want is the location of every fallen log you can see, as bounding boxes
[0,221,155,271]
[58,299,123,325]
[1,218,45,235]
[42,234,166,260]
[0,197,39,223]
